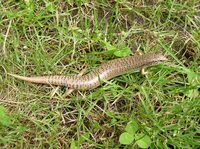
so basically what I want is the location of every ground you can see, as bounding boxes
[0,0,200,148]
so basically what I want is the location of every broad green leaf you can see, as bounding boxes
[114,46,132,57]
[102,41,132,57]
[79,133,90,144]
[111,118,117,125]
[0,105,11,126]
[103,41,117,53]
[92,121,101,129]
[46,2,55,13]
[186,89,199,98]
[24,0,31,5]
[125,120,138,135]
[119,132,134,145]
[185,69,200,84]
[135,133,151,149]
[70,139,78,149]
[184,68,200,98]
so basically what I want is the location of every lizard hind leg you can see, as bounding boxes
[141,67,149,75]
[63,68,87,97]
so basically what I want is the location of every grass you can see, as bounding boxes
[0,0,200,148]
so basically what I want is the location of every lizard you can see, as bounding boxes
[8,52,167,90]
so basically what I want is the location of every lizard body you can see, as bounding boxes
[9,52,167,90]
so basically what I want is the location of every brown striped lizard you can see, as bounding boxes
[8,52,167,90]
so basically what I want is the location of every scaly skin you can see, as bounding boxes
[9,52,167,90]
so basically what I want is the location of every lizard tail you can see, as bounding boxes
[8,73,68,86]
[8,73,50,84]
